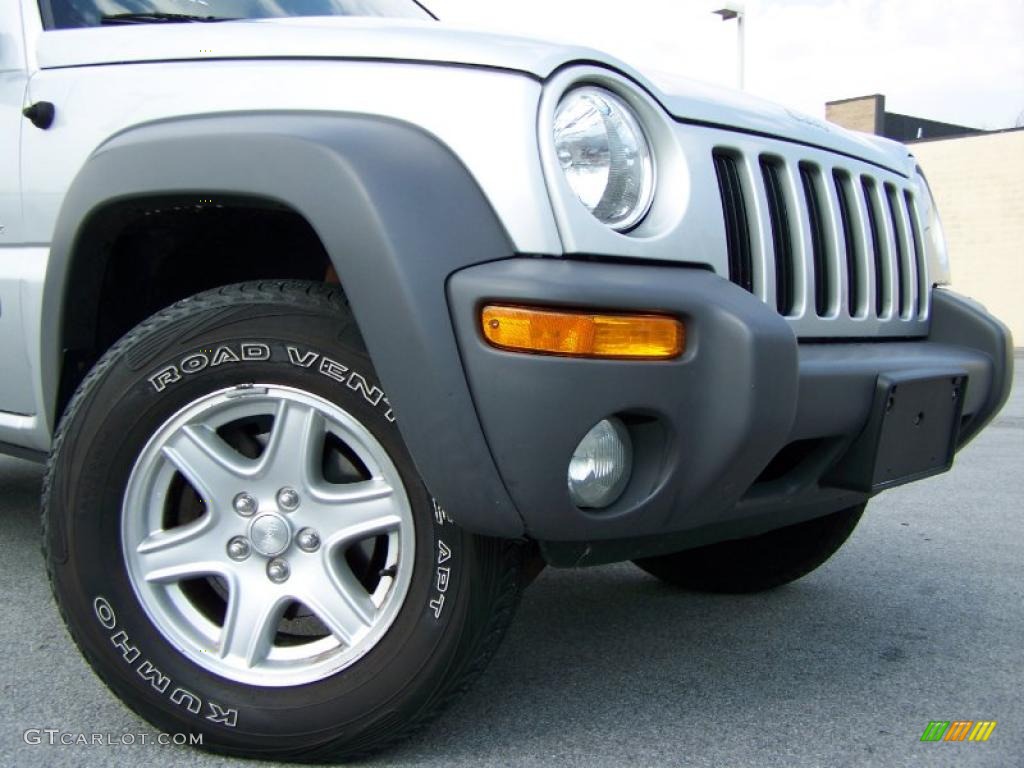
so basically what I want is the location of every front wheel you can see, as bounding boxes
[634,505,865,594]
[43,282,522,761]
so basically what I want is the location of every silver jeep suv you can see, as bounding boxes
[0,0,1012,760]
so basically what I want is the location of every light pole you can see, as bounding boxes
[713,2,746,90]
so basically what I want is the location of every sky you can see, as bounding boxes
[426,0,1024,130]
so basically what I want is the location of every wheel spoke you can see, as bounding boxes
[135,517,226,583]
[162,424,254,502]
[307,476,392,506]
[300,565,376,647]
[219,579,286,667]
[260,399,322,483]
[308,479,403,544]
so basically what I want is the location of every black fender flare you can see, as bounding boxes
[41,113,525,537]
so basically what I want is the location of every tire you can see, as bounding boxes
[43,281,523,761]
[633,505,865,594]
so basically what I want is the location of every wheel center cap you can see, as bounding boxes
[249,513,292,558]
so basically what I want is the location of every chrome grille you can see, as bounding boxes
[712,147,929,334]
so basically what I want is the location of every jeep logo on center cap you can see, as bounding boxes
[249,514,291,558]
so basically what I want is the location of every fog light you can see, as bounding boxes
[568,418,632,509]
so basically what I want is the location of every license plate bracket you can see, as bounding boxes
[826,370,967,493]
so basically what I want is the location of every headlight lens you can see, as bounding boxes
[553,87,655,231]
[915,167,950,282]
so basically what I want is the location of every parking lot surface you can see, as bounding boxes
[2,355,1021,768]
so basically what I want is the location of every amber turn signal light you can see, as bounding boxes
[481,305,684,360]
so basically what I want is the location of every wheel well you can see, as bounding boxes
[58,195,334,418]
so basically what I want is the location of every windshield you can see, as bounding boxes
[40,1,435,29]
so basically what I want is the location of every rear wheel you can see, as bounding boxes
[43,281,522,760]
[634,505,864,594]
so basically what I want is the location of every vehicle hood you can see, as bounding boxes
[36,17,911,174]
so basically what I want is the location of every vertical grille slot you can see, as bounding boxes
[713,150,754,293]
[861,177,886,317]
[760,157,796,315]
[884,183,911,318]
[832,170,862,317]
[904,190,928,319]
[799,162,831,316]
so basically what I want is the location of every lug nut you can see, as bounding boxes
[296,528,321,553]
[227,536,251,561]
[233,493,258,517]
[277,487,300,512]
[267,558,290,584]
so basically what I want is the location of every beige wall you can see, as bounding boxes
[825,95,883,135]
[911,130,1024,345]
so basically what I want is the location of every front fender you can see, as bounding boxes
[42,113,526,537]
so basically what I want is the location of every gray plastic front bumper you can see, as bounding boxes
[446,259,1012,559]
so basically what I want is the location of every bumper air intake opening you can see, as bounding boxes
[753,438,833,486]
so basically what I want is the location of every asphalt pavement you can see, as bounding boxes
[2,356,1022,768]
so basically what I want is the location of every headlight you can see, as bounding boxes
[553,87,655,231]
[915,167,950,283]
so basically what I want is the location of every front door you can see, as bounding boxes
[0,2,34,417]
